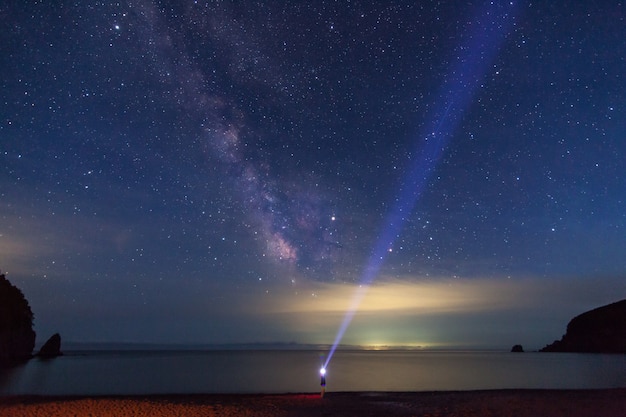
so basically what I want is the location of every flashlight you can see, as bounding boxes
[320,367,326,376]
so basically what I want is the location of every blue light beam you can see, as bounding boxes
[324,1,521,369]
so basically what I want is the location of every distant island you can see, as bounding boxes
[541,299,626,353]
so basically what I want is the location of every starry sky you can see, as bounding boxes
[1,1,625,350]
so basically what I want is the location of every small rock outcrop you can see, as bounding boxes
[511,344,524,352]
[0,273,36,364]
[540,299,626,353]
[38,333,62,358]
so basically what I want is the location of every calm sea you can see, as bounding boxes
[1,350,624,396]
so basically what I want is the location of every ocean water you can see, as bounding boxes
[1,350,624,395]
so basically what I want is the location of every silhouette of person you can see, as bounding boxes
[320,367,327,398]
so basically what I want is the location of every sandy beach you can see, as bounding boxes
[1,389,625,417]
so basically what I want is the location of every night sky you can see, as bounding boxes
[2,1,625,350]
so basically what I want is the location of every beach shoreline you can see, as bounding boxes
[2,388,625,416]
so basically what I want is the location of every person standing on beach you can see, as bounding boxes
[320,367,326,398]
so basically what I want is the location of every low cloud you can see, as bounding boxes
[233,274,625,347]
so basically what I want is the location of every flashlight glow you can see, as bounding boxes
[322,1,520,371]
[320,367,326,376]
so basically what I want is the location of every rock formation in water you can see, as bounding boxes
[511,344,524,352]
[540,299,626,353]
[0,273,36,364]
[38,333,63,358]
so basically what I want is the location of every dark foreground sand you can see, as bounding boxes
[1,389,625,417]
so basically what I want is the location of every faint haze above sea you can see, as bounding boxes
[55,342,520,352]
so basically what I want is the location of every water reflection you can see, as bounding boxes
[1,350,624,396]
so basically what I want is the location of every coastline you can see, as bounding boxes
[2,389,625,417]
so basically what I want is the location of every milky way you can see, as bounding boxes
[125,1,343,280]
[1,1,625,346]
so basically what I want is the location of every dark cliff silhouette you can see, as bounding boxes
[38,333,63,358]
[0,273,36,364]
[540,299,626,353]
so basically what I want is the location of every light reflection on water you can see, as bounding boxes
[1,350,625,395]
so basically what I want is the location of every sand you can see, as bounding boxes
[1,389,625,417]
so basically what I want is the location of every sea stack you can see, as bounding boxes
[38,333,63,358]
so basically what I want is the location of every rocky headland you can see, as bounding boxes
[0,273,36,364]
[540,299,626,353]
